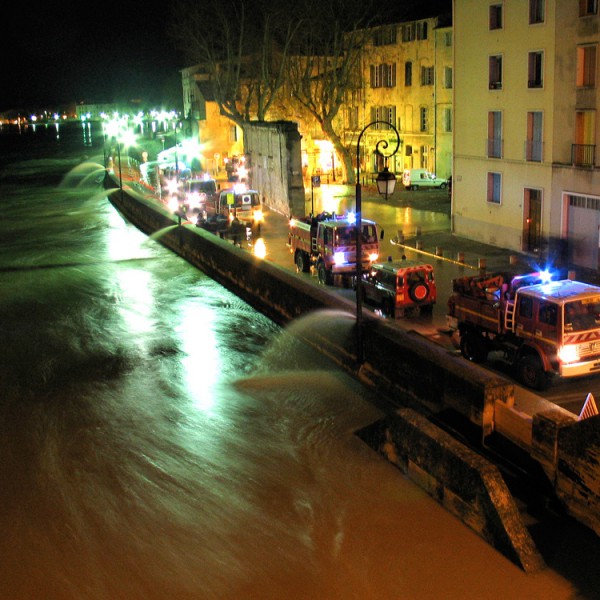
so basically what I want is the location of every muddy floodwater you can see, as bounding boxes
[0,122,586,599]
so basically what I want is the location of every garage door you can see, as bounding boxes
[568,194,600,270]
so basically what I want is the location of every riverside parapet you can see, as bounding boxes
[105,176,600,571]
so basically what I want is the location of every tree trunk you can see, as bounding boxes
[322,120,355,185]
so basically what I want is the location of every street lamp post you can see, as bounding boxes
[116,140,123,202]
[355,121,401,364]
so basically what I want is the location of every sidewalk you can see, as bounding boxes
[391,228,600,286]
[392,230,536,275]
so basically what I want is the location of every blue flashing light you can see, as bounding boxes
[347,211,356,225]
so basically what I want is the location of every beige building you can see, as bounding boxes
[181,65,244,176]
[343,11,453,181]
[453,0,600,271]
[180,8,453,188]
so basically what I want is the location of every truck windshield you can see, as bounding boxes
[335,224,377,246]
[564,299,600,332]
[188,180,216,194]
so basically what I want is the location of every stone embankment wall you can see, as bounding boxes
[244,121,305,218]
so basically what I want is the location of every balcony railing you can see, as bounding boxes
[525,140,543,162]
[571,144,596,167]
[487,138,503,158]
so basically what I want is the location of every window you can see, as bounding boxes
[420,107,429,132]
[405,62,412,86]
[229,125,238,143]
[526,111,543,161]
[402,24,415,42]
[488,111,503,158]
[444,32,452,47]
[416,21,428,40]
[443,108,452,132]
[577,45,597,87]
[518,296,534,319]
[370,106,397,129]
[421,66,434,86]
[529,0,545,24]
[373,26,397,46]
[528,51,544,88]
[487,172,502,204]
[573,110,596,166]
[490,4,503,29]
[444,66,453,88]
[370,64,397,88]
[539,302,557,327]
[489,55,503,89]
[346,106,359,130]
[579,0,598,16]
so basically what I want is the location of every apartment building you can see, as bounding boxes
[454,0,600,271]
[346,11,453,180]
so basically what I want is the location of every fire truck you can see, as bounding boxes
[288,212,381,285]
[446,270,600,389]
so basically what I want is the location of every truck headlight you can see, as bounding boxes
[558,344,579,364]
[369,252,379,262]
[334,252,346,265]
[253,209,264,223]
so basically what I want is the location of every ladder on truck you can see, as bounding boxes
[505,300,515,331]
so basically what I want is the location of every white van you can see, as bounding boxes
[218,186,263,226]
[402,169,448,191]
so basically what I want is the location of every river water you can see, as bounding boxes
[0,121,580,599]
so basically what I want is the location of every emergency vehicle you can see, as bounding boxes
[288,212,381,285]
[447,271,600,389]
[357,259,437,317]
[217,185,263,228]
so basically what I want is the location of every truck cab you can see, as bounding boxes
[447,272,600,389]
[183,177,218,215]
[288,212,381,285]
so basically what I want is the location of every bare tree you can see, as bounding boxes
[169,0,300,128]
[285,0,382,184]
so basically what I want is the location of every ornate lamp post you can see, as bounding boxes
[355,121,401,364]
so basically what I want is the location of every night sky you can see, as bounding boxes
[0,3,184,112]
[0,0,451,115]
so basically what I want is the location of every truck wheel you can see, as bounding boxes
[295,251,310,273]
[317,263,331,285]
[439,182,447,189]
[381,299,395,318]
[409,282,429,303]
[518,355,551,390]
[460,331,487,363]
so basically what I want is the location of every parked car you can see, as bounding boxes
[355,259,437,317]
[402,168,448,191]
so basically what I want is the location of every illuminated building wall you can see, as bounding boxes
[345,12,453,180]
[454,0,600,269]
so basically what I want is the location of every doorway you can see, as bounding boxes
[523,188,542,253]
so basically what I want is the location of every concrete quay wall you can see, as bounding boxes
[107,183,543,570]
[359,409,545,573]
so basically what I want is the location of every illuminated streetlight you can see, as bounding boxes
[355,121,401,364]
[105,118,137,202]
